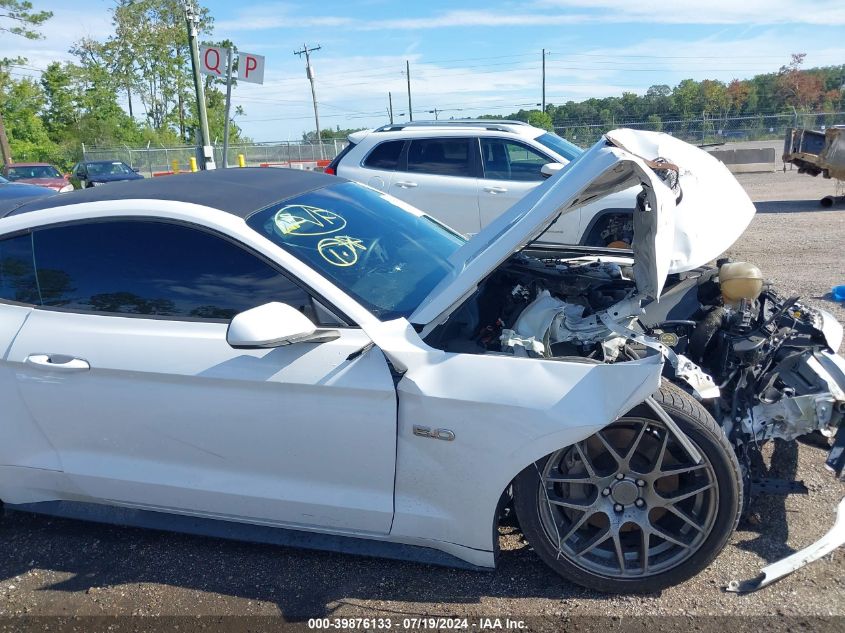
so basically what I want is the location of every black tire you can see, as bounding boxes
[513,381,741,594]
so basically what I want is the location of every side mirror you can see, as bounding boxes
[75,171,85,178]
[541,163,565,178]
[132,167,140,173]
[227,302,321,348]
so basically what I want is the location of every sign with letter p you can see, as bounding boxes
[238,52,265,84]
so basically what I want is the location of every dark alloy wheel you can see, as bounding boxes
[513,382,741,593]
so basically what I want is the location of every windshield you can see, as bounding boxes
[534,132,583,162]
[7,165,62,180]
[247,182,465,320]
[87,162,133,176]
[0,175,8,184]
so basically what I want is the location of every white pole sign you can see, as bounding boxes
[199,45,226,77]
[238,52,265,84]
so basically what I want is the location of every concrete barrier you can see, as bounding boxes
[707,147,777,173]
[258,160,332,172]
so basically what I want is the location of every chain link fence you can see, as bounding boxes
[82,140,347,177]
[556,111,845,147]
[83,111,845,176]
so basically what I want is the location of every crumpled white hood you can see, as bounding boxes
[605,129,756,275]
[410,129,756,328]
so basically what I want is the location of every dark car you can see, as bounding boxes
[70,160,144,189]
[0,174,57,206]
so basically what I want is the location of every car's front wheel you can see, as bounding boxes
[513,382,741,593]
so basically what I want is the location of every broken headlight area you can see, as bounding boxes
[640,260,845,474]
[425,250,845,483]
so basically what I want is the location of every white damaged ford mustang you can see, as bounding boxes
[0,130,842,594]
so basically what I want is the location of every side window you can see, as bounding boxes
[0,233,39,305]
[406,138,472,177]
[31,220,317,321]
[363,140,404,170]
[481,139,551,182]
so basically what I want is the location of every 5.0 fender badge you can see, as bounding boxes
[413,425,456,441]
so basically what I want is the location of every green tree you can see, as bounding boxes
[0,0,52,164]
[672,79,701,118]
[303,126,365,142]
[646,114,663,132]
[39,59,143,163]
[0,70,53,162]
[87,0,213,139]
[40,62,79,139]
[0,0,51,44]
[527,110,553,130]
[645,84,673,116]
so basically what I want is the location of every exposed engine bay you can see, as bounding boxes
[418,127,845,592]
[426,247,845,485]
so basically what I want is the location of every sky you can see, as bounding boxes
[4,0,845,141]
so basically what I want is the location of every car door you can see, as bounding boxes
[388,137,482,236]
[0,232,66,501]
[475,138,576,242]
[7,219,398,534]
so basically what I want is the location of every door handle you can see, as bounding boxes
[25,354,90,372]
[483,186,508,194]
[394,181,418,188]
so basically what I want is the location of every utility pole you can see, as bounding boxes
[428,108,440,121]
[541,48,548,113]
[126,86,134,118]
[0,112,12,167]
[184,0,215,170]
[388,92,394,124]
[406,60,413,121]
[221,47,234,168]
[295,44,324,160]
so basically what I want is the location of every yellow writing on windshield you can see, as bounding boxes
[317,236,367,267]
[273,205,347,236]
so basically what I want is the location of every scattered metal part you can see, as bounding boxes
[749,478,809,497]
[727,497,845,593]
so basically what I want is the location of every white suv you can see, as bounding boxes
[326,120,636,246]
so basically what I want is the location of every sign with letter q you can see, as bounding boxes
[199,45,226,77]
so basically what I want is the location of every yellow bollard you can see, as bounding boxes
[171,159,179,174]
[189,157,198,172]
[237,154,246,168]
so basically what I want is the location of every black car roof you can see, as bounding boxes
[0,167,344,220]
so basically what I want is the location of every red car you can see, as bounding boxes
[2,162,74,192]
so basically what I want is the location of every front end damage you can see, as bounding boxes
[419,128,845,590]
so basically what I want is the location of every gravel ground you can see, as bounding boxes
[1,169,844,625]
